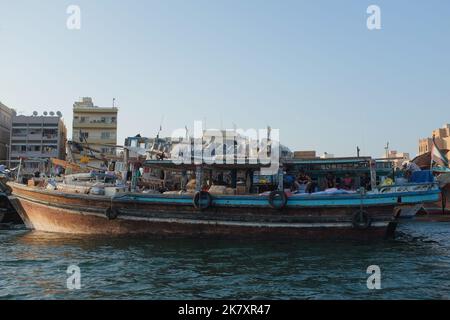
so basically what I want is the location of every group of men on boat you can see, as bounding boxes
[284,171,363,194]
[279,160,424,196]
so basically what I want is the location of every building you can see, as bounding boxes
[9,113,67,174]
[124,130,293,162]
[419,124,450,157]
[0,101,14,163]
[72,97,118,168]
[293,151,318,160]
[384,150,410,169]
[321,152,335,159]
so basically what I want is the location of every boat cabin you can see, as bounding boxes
[137,156,394,195]
[282,157,394,192]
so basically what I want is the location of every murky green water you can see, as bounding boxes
[1,222,450,299]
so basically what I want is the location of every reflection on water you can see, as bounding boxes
[1,222,450,299]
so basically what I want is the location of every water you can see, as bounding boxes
[1,222,450,300]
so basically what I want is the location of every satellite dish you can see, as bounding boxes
[50,111,55,116]
[56,111,62,117]
[33,111,38,116]
[43,111,48,116]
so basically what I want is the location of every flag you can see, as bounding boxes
[431,139,449,168]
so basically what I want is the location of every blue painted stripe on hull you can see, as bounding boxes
[399,194,440,203]
[114,189,440,208]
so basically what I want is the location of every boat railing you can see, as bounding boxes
[372,182,439,194]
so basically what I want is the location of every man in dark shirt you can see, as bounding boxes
[296,170,316,194]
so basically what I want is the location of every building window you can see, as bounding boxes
[27,146,41,152]
[80,117,88,123]
[12,128,28,137]
[43,128,58,138]
[101,132,111,139]
[42,145,57,153]
[80,132,89,139]
[29,129,43,135]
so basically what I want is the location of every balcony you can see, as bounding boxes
[42,134,58,140]
[73,121,117,129]
[28,134,44,140]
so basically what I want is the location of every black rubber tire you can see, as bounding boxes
[352,210,372,229]
[268,191,288,210]
[105,207,119,220]
[193,191,212,210]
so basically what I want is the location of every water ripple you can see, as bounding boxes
[1,222,450,299]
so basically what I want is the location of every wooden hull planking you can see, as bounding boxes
[6,182,411,239]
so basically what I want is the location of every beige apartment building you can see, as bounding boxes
[419,124,450,157]
[385,150,410,169]
[72,97,118,168]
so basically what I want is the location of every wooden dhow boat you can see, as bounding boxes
[411,151,450,217]
[6,160,442,240]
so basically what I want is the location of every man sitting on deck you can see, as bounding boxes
[342,173,354,190]
[296,170,316,194]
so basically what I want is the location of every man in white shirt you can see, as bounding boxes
[402,161,421,173]
[402,161,421,180]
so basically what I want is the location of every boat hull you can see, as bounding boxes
[0,192,22,224]
[7,182,408,240]
[421,183,450,218]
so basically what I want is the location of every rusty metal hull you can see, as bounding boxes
[8,182,397,240]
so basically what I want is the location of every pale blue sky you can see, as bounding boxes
[1,0,449,157]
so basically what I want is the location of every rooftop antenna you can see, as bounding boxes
[384,142,390,159]
[113,98,116,108]
[357,146,360,158]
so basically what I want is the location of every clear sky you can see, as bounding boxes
[1,0,449,157]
